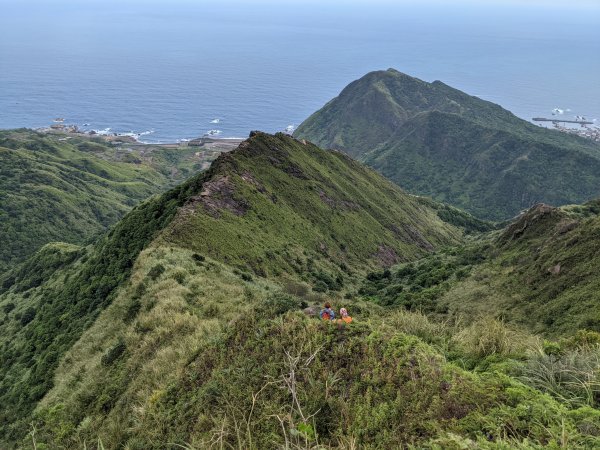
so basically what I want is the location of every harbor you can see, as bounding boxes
[532,118,600,143]
[532,117,594,126]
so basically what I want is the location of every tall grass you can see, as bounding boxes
[521,344,600,408]
[452,317,540,359]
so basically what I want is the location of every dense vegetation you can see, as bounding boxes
[359,200,600,337]
[0,129,209,273]
[4,131,600,448]
[359,242,488,313]
[0,132,464,447]
[440,201,600,336]
[294,69,600,220]
[30,276,600,448]
[159,132,464,281]
[0,167,211,443]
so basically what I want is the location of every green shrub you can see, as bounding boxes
[240,272,253,282]
[312,280,328,293]
[123,299,141,324]
[282,280,310,298]
[258,292,305,316]
[191,253,205,264]
[101,340,126,367]
[172,270,187,284]
[20,307,36,326]
[543,340,562,356]
[563,330,600,350]
[147,264,165,280]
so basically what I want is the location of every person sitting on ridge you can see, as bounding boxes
[319,302,336,321]
[338,307,352,324]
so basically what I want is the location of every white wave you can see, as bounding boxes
[284,124,296,134]
[115,130,155,141]
[205,129,222,136]
[92,127,112,135]
[210,118,221,124]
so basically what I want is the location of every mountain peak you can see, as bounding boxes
[160,132,462,278]
[294,70,600,220]
[294,68,489,157]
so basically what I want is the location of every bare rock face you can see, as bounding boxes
[375,245,400,267]
[401,224,434,251]
[181,175,249,219]
[499,203,559,244]
[558,220,578,235]
[548,263,561,276]
[318,190,359,210]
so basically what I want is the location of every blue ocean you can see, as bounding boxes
[1,0,599,143]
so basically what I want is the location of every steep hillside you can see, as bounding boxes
[360,200,600,337]
[4,132,600,449]
[0,132,463,446]
[440,201,600,336]
[364,111,600,220]
[294,69,600,220]
[158,131,463,279]
[32,275,600,449]
[0,129,213,273]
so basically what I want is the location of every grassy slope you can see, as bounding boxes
[0,129,209,273]
[359,200,600,338]
[294,69,600,220]
[0,132,463,446]
[0,170,207,443]
[6,134,600,449]
[363,111,600,220]
[159,132,462,283]
[10,131,600,449]
[34,245,277,449]
[30,250,600,448]
[440,202,600,337]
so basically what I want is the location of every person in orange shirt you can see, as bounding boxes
[338,307,352,324]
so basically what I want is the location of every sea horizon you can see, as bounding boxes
[1,0,599,143]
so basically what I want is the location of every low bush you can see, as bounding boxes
[147,264,165,281]
[101,340,126,367]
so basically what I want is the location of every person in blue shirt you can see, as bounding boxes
[319,302,336,321]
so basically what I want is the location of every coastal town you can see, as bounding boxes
[532,117,600,143]
[550,123,600,143]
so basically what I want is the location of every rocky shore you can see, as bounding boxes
[37,125,244,149]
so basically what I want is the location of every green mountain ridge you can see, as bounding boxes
[0,132,463,446]
[364,110,600,219]
[294,69,600,220]
[4,132,600,448]
[442,201,600,336]
[157,131,465,277]
[0,129,212,273]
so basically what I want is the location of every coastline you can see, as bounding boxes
[34,125,246,148]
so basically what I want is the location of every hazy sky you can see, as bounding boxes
[2,0,599,5]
